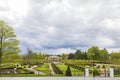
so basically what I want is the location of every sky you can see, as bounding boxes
[0,0,120,54]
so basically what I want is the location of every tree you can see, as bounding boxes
[83,51,88,60]
[26,48,33,64]
[87,46,101,60]
[0,20,20,74]
[2,53,22,63]
[68,53,74,59]
[100,48,108,63]
[109,52,120,64]
[61,53,68,60]
[65,65,72,76]
[74,50,82,59]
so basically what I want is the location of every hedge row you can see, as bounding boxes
[65,63,85,71]
[51,63,63,74]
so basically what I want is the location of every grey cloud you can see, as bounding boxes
[20,0,120,50]
[1,0,120,54]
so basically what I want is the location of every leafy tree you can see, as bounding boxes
[2,53,22,63]
[109,52,120,64]
[100,48,108,63]
[26,48,32,64]
[68,53,74,59]
[82,51,88,60]
[74,50,82,59]
[22,49,46,65]
[0,20,20,74]
[61,53,68,60]
[87,46,101,60]
[65,65,72,76]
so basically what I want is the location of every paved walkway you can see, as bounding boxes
[49,63,55,75]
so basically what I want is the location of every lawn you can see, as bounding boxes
[34,63,50,75]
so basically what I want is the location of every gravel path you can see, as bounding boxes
[49,63,55,75]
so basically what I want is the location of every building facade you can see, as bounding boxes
[45,56,62,63]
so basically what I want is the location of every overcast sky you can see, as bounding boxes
[0,0,120,54]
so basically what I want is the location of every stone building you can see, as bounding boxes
[45,56,62,63]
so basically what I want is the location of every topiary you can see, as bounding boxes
[65,65,72,76]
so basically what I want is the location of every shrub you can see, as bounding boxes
[51,63,63,74]
[93,68,102,76]
[65,65,72,76]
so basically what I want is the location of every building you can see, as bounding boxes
[45,56,62,63]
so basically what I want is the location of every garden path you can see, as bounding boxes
[26,66,45,74]
[49,63,55,75]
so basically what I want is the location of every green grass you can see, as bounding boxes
[34,63,50,74]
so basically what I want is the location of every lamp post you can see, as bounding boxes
[92,53,95,77]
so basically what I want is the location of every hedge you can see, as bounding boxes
[51,63,63,74]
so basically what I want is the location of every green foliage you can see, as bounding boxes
[74,50,82,59]
[0,20,21,54]
[65,65,72,76]
[87,46,101,60]
[0,20,21,74]
[100,48,108,63]
[66,46,110,62]
[51,63,63,74]
[22,49,45,64]
[68,53,74,59]
[61,53,68,60]
[93,68,101,76]
[2,53,22,63]
[67,50,88,60]
[65,62,85,71]
[109,52,120,64]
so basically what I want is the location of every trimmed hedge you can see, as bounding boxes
[65,63,85,71]
[51,63,63,74]
[65,65,72,76]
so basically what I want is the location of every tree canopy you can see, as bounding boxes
[0,20,21,74]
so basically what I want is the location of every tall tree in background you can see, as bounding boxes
[26,48,32,64]
[74,50,82,59]
[68,53,74,59]
[100,48,108,63]
[82,51,88,60]
[0,20,20,74]
[109,52,120,64]
[87,46,101,60]
[61,53,68,60]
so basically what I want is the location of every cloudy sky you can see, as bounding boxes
[0,0,120,54]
